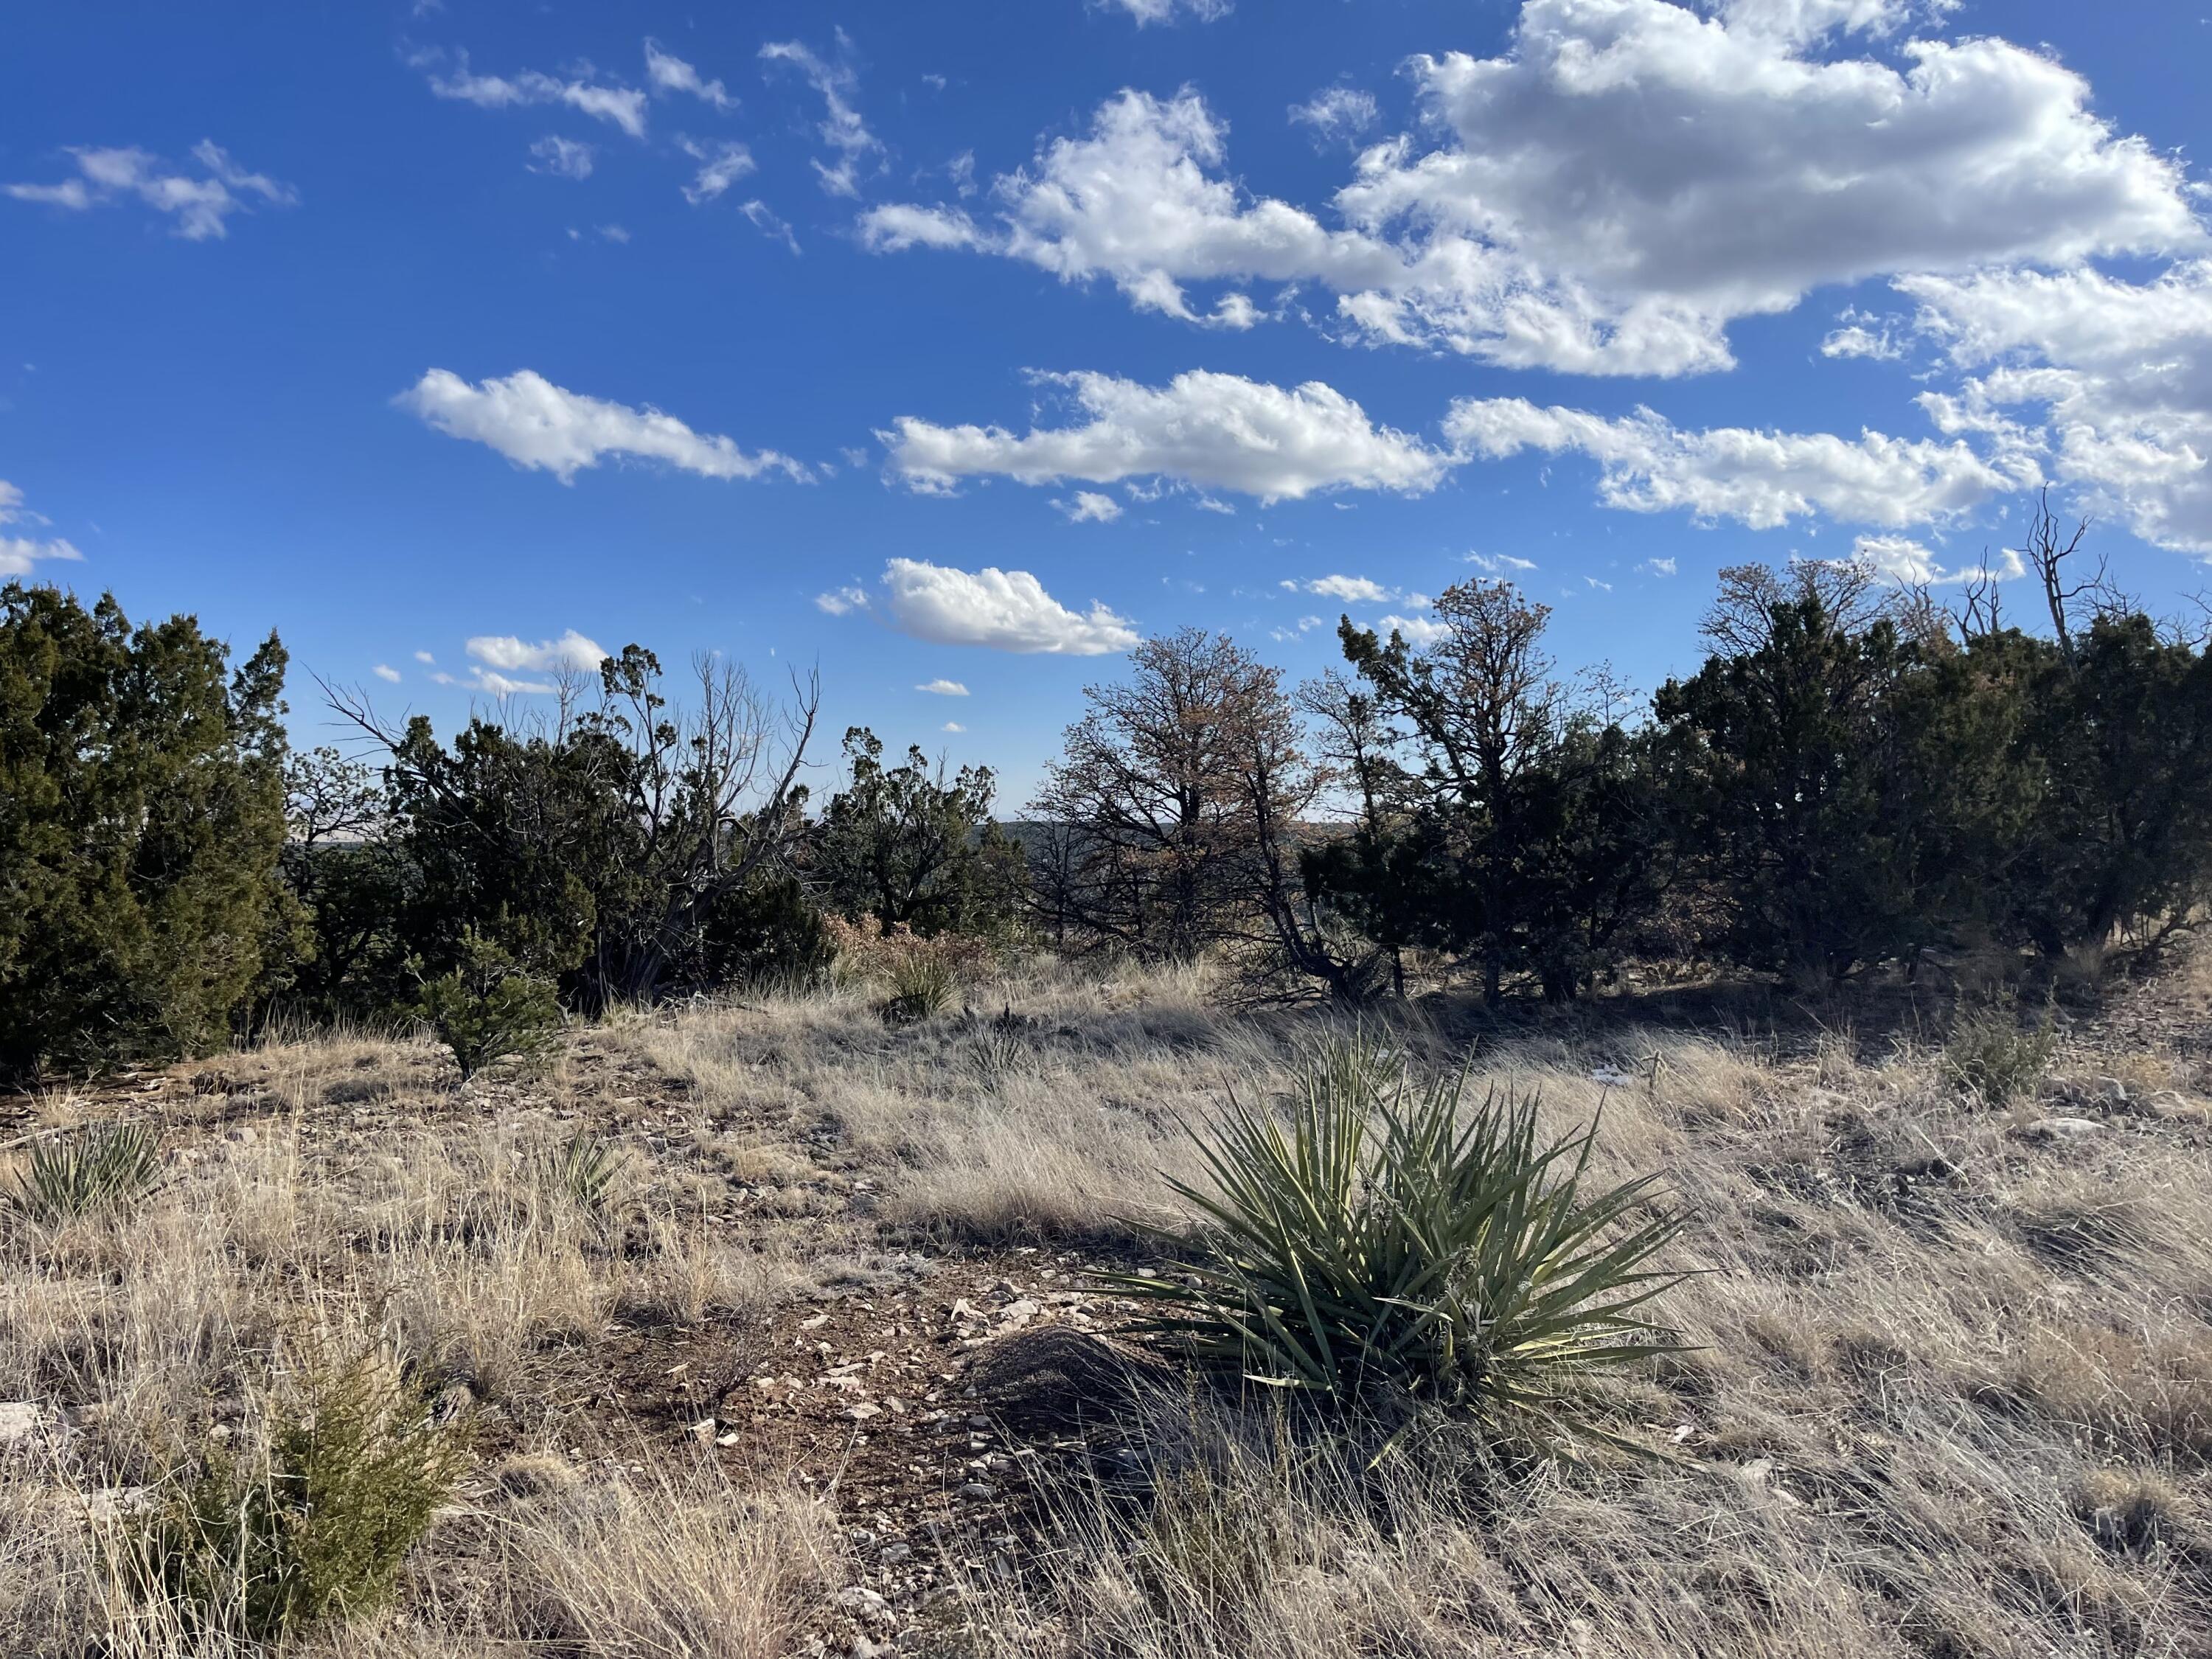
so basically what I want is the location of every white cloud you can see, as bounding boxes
[759,36,880,198]
[868,7,2199,375]
[1098,0,1232,23]
[1444,396,2026,529]
[420,50,648,138]
[1055,490,1123,523]
[917,678,970,695]
[399,368,805,484]
[644,41,735,111]
[679,139,754,204]
[1849,532,2026,585]
[942,721,967,733]
[858,203,985,253]
[529,136,594,179]
[884,369,1452,503]
[835,559,1139,654]
[414,650,436,664]
[6,141,296,240]
[0,481,83,577]
[740,199,801,254]
[1376,613,1449,647]
[1301,574,1392,603]
[1464,552,1538,574]
[466,630,608,674]
[1820,310,1907,361]
[1585,576,1613,592]
[815,585,869,616]
[1900,262,2212,552]
[1289,86,1378,143]
[1640,557,1677,577]
[864,91,1392,329]
[373,664,403,683]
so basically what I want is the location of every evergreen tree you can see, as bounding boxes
[0,584,295,1079]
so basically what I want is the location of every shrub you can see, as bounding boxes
[409,929,563,1082]
[824,914,992,1024]
[1116,1035,1686,1436]
[535,1129,630,1216]
[1941,1001,2058,1106]
[136,1353,467,1641]
[4,1121,161,1224]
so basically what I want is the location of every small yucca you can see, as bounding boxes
[535,1130,630,1216]
[1115,1037,1687,1435]
[6,1121,162,1224]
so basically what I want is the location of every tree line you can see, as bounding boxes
[7,499,2211,1079]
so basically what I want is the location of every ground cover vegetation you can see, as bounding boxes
[5,501,2212,1653]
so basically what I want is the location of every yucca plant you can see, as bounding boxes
[882,950,956,1025]
[1113,1037,1687,1435]
[5,1121,163,1224]
[535,1129,630,1217]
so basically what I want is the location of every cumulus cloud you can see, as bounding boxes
[1055,490,1123,523]
[1289,86,1378,143]
[1301,574,1393,603]
[1444,396,2026,529]
[0,481,84,577]
[1899,262,2212,552]
[644,41,735,111]
[399,369,805,484]
[864,91,1393,329]
[759,35,880,198]
[1640,557,1677,577]
[529,136,594,179]
[867,4,2199,375]
[942,721,967,732]
[884,369,1452,503]
[419,49,648,138]
[917,678,970,695]
[1849,532,2027,585]
[1376,613,1450,647]
[822,561,1136,654]
[680,139,754,204]
[1820,309,1907,361]
[880,559,1137,653]
[372,664,403,683]
[466,631,608,678]
[6,141,296,240]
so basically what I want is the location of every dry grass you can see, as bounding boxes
[2,959,2211,1655]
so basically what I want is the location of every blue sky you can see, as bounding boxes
[4,0,2208,803]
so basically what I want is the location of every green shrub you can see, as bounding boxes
[4,1121,161,1224]
[1116,1036,1686,1435]
[137,1354,467,1641]
[409,930,562,1082]
[1941,1001,2058,1106]
[535,1129,630,1216]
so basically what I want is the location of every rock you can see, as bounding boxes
[0,1402,40,1447]
[961,1481,995,1499]
[685,1417,717,1442]
[84,1486,153,1523]
[2025,1116,2104,1141]
[835,1585,891,1623]
[845,1402,882,1421]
